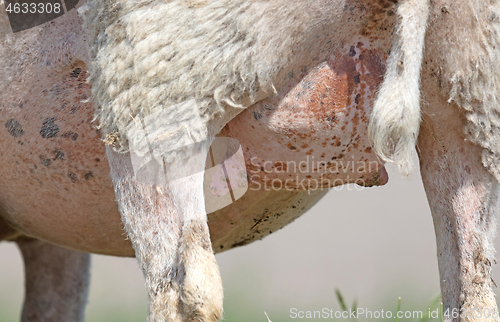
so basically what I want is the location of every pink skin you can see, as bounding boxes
[221,40,389,190]
[0,24,389,256]
[0,52,387,254]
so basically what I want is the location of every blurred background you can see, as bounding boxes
[1,156,498,321]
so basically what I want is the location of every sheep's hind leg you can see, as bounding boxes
[15,237,91,322]
[418,105,500,321]
[106,143,223,322]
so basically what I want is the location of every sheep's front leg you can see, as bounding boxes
[107,145,223,322]
[15,237,91,322]
[419,107,500,321]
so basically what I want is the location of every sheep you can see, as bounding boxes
[0,0,499,321]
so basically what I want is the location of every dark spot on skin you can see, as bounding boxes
[70,106,79,114]
[354,73,361,84]
[84,171,94,180]
[296,90,306,99]
[382,1,392,8]
[70,68,82,78]
[231,236,256,248]
[51,87,61,97]
[301,66,308,73]
[355,94,361,105]
[40,117,59,138]
[289,146,297,150]
[5,119,25,138]
[360,171,382,187]
[326,116,337,122]
[253,112,262,120]
[302,80,313,89]
[53,149,65,160]
[68,172,77,183]
[61,131,78,141]
[349,46,356,57]
[39,155,51,166]
[95,158,101,162]
[285,71,294,80]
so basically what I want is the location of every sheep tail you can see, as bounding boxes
[368,0,430,175]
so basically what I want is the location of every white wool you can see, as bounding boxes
[448,1,500,183]
[78,0,342,152]
[424,0,500,183]
[368,0,430,175]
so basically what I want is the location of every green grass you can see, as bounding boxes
[333,289,444,322]
[0,291,465,322]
